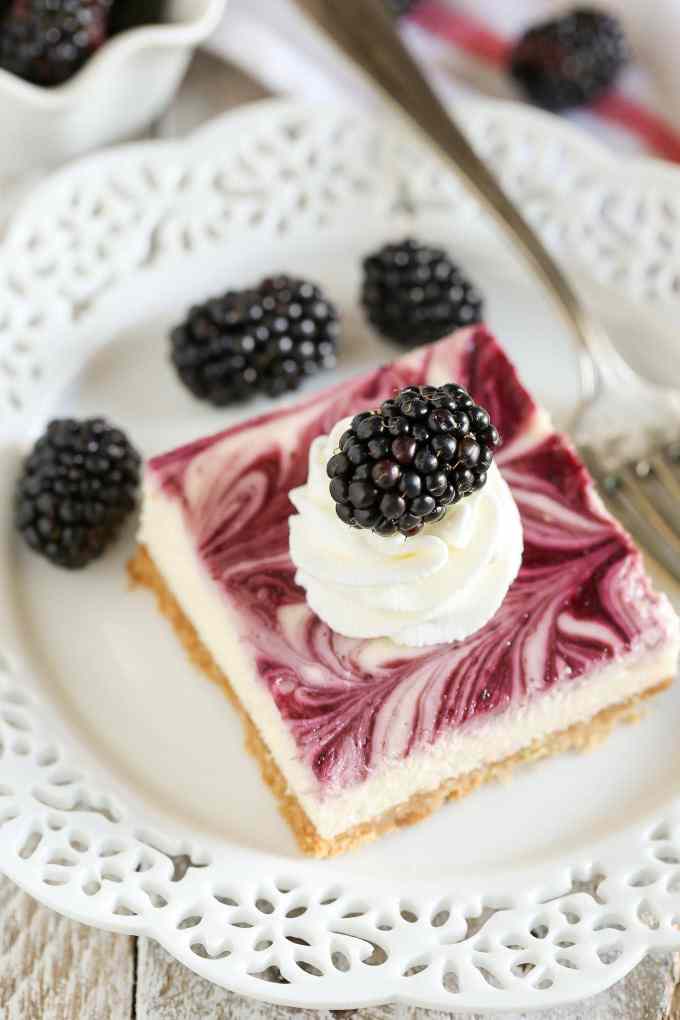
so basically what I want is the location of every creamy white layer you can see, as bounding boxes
[139,475,678,840]
[289,417,524,646]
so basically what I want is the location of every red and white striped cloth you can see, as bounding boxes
[210,0,680,163]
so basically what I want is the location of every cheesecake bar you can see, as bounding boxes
[130,327,679,856]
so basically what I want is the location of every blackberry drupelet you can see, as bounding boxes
[15,417,140,568]
[361,239,483,347]
[170,275,340,406]
[509,8,628,112]
[327,383,500,538]
[0,0,113,87]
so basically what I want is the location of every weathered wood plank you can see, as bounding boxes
[136,936,679,1020]
[0,876,134,1020]
[669,953,680,1019]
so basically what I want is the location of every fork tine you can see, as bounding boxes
[620,463,680,557]
[610,482,680,579]
[646,452,680,529]
[660,446,680,489]
[581,448,680,580]
[649,454,680,493]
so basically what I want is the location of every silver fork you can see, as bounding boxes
[293,0,680,580]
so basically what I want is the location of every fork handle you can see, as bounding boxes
[292,0,629,411]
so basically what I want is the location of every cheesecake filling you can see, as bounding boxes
[141,328,679,838]
[289,415,523,646]
[140,480,677,839]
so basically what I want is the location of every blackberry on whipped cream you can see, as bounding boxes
[289,385,521,647]
[327,383,500,538]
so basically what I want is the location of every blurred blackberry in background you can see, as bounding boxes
[171,275,340,406]
[0,0,113,86]
[362,239,484,347]
[509,8,628,111]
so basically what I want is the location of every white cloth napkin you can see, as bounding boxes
[207,0,680,161]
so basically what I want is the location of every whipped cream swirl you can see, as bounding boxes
[289,417,524,647]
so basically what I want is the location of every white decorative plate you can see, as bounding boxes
[1,98,679,1013]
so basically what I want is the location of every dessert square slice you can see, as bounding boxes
[130,327,679,857]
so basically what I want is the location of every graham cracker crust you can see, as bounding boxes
[128,544,671,858]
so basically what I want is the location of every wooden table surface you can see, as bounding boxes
[1,51,679,1020]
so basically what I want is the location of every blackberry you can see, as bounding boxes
[327,383,500,538]
[509,8,628,112]
[15,417,140,568]
[170,275,340,406]
[361,239,483,347]
[0,0,113,87]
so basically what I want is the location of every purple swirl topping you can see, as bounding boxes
[150,328,672,791]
